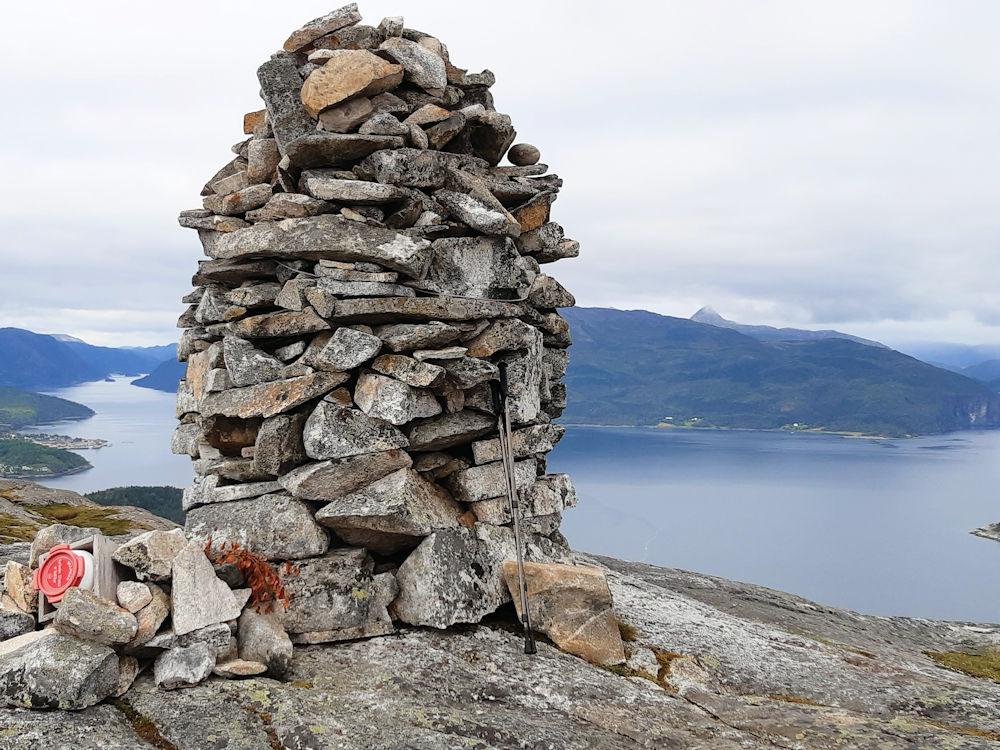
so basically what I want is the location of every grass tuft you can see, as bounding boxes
[926,650,1000,682]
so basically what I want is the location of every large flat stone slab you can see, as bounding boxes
[208,215,432,278]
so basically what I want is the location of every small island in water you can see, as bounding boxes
[0,438,91,479]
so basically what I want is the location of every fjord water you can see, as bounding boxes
[20,377,193,492]
[24,377,1000,622]
[550,426,1000,622]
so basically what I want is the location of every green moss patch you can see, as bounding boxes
[0,513,39,542]
[926,650,1000,682]
[23,503,138,536]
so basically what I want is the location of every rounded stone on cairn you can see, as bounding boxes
[507,143,541,166]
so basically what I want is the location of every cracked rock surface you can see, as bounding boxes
[3,554,1000,748]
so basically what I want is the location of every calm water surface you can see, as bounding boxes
[23,378,1000,622]
[21,376,193,492]
[550,426,1000,623]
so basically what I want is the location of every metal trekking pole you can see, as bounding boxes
[493,362,537,655]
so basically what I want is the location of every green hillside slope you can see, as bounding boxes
[0,438,91,478]
[562,308,1000,436]
[0,387,94,428]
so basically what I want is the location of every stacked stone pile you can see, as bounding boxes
[173,3,583,641]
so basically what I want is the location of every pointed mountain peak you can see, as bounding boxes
[691,306,727,324]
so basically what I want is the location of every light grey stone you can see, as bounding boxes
[303,402,409,460]
[227,282,282,309]
[280,449,413,501]
[300,171,406,204]
[355,371,442,425]
[112,528,187,582]
[379,37,446,95]
[238,608,293,678]
[315,468,463,553]
[283,3,363,51]
[185,496,329,562]
[213,658,267,679]
[246,138,280,184]
[317,97,374,133]
[144,622,234,660]
[406,410,496,451]
[223,336,285,386]
[440,356,499,388]
[170,540,243,636]
[0,633,119,710]
[359,112,409,136]
[30,524,101,567]
[415,236,529,299]
[527,273,576,309]
[154,642,216,690]
[53,588,138,646]
[412,346,467,361]
[392,525,516,628]
[254,413,308,476]
[279,549,397,643]
[208,215,432,278]
[116,582,152,614]
[446,458,537,503]
[374,321,461,352]
[314,327,383,371]
[358,148,487,189]
[369,354,445,387]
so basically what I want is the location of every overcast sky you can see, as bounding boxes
[1,1,998,347]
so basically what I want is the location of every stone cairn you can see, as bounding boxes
[174,6,584,644]
[0,5,626,711]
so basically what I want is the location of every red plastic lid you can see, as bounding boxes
[33,544,84,603]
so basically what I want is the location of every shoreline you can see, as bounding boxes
[558,422,997,440]
[0,463,93,481]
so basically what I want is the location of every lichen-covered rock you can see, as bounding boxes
[53,588,138,646]
[112,528,187,582]
[185,496,329,562]
[0,633,118,710]
[279,549,397,643]
[170,541,244,636]
[392,525,516,628]
[154,642,216,690]
[315,468,462,553]
[3,561,36,614]
[354,371,442,425]
[0,607,34,640]
[303,403,409,460]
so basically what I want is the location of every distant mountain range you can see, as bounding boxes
[690,307,887,349]
[0,328,176,390]
[562,308,1000,436]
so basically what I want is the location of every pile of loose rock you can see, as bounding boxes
[0,526,297,708]
[174,4,582,639]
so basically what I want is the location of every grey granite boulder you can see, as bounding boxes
[279,548,397,643]
[238,609,293,678]
[379,37,446,95]
[416,236,528,299]
[170,540,244,636]
[253,412,308,476]
[0,633,119,710]
[445,459,537,503]
[392,525,517,628]
[54,588,138,646]
[112,528,187,582]
[303,402,409,460]
[370,354,445,388]
[186,496,329,562]
[126,583,171,650]
[355,371,442,425]
[223,336,285,386]
[154,642,216,690]
[315,468,463,553]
